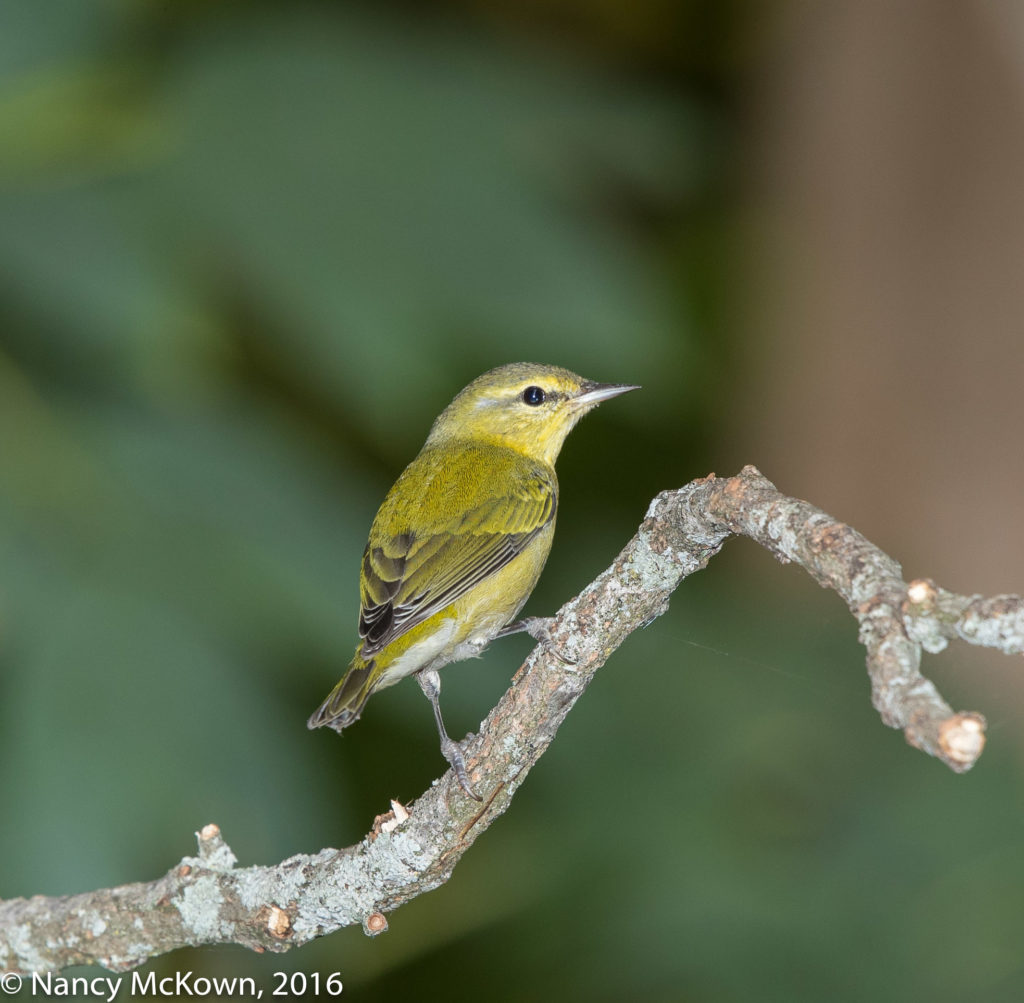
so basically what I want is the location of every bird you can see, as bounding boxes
[308,362,638,799]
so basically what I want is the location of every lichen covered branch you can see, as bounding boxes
[649,468,989,771]
[1,466,1013,974]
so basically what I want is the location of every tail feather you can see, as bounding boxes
[308,657,377,733]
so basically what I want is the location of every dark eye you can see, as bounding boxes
[522,386,545,406]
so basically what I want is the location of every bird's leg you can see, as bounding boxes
[417,669,482,801]
[495,616,576,664]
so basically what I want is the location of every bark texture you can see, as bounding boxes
[3,467,1012,974]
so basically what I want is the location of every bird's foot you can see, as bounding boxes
[418,668,483,801]
[498,616,576,665]
[440,736,482,802]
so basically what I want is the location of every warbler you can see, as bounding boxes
[308,362,638,799]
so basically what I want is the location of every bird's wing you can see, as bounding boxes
[358,454,556,657]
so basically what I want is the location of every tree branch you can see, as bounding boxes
[1,466,1010,974]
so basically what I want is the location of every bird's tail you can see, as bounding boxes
[307,655,378,733]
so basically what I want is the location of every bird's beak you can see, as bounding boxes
[572,382,641,409]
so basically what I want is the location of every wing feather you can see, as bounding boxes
[357,448,556,656]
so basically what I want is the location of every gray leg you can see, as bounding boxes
[496,617,575,664]
[417,669,481,801]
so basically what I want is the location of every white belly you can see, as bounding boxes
[383,619,459,684]
[377,603,514,689]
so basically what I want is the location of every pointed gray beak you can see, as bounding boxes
[572,381,641,409]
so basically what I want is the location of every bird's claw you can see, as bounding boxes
[440,736,482,801]
[519,616,576,665]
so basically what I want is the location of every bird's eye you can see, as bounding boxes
[522,386,546,406]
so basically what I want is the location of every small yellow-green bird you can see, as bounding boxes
[308,362,638,799]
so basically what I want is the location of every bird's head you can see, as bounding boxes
[426,362,639,465]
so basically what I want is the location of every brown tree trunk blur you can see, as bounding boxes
[738,1,1024,598]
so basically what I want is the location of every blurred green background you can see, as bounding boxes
[4,1,1024,1000]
